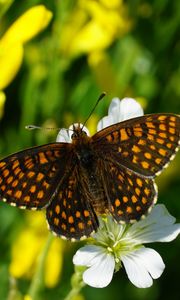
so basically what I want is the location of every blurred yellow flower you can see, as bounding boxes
[1,5,52,47]
[0,90,6,119]
[45,238,64,287]
[0,43,23,90]
[100,0,121,8]
[24,295,32,300]
[9,211,65,288]
[60,0,131,58]
[0,4,52,110]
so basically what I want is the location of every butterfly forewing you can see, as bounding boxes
[0,143,72,209]
[92,114,180,177]
[46,166,99,240]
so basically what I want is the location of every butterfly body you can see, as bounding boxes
[71,127,108,215]
[72,135,93,167]
[0,114,180,240]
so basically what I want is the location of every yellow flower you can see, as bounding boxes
[9,211,65,288]
[60,0,131,58]
[0,5,52,90]
[45,238,64,288]
[0,91,6,119]
[24,295,32,300]
[0,43,23,91]
[100,0,122,8]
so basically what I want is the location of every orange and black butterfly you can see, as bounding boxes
[0,114,180,240]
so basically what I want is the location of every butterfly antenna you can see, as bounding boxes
[82,92,106,130]
[25,125,61,131]
[26,92,106,132]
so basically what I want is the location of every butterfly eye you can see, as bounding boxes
[71,132,78,139]
[82,131,87,136]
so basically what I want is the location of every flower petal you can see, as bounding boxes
[97,115,114,131]
[0,91,6,119]
[83,252,115,288]
[0,43,23,90]
[56,128,71,143]
[73,245,105,266]
[126,204,180,244]
[97,97,144,131]
[44,238,64,288]
[1,5,52,46]
[116,98,144,121]
[73,245,115,288]
[121,247,165,288]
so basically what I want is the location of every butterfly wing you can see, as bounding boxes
[0,143,73,209]
[98,159,157,222]
[46,165,99,240]
[92,114,180,177]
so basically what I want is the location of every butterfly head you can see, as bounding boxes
[71,123,90,145]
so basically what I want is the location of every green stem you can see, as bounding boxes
[64,284,85,300]
[28,233,54,300]
[64,267,86,300]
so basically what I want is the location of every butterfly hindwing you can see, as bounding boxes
[100,160,157,223]
[46,165,99,240]
[92,114,180,177]
[0,143,72,209]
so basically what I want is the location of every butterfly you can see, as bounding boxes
[0,113,180,240]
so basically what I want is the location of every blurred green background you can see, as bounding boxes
[0,0,179,300]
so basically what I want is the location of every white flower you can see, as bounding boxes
[73,205,180,288]
[56,98,179,288]
[97,97,144,131]
[56,97,143,141]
